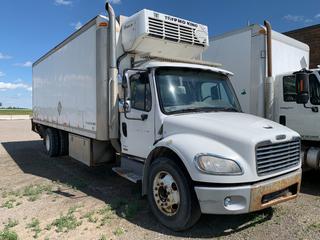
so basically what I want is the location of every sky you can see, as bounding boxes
[0,0,319,108]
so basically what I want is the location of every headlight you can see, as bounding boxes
[194,154,243,175]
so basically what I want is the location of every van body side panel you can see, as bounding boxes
[203,29,252,114]
[33,17,110,141]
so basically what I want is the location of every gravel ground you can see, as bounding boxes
[0,120,319,240]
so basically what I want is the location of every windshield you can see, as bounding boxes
[155,67,241,114]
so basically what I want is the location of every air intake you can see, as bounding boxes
[256,139,300,176]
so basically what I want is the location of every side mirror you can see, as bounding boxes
[120,74,131,113]
[119,99,131,113]
[295,72,309,104]
[122,74,128,89]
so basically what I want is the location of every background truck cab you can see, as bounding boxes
[203,23,320,171]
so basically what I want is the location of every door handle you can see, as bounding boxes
[312,106,319,112]
[141,114,148,121]
[122,122,127,137]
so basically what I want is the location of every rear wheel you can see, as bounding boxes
[147,157,201,231]
[58,130,69,156]
[44,128,60,157]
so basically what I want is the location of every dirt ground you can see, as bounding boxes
[0,120,319,240]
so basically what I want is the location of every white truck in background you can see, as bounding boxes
[32,4,302,230]
[203,22,320,171]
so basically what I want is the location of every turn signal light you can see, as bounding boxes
[99,22,108,27]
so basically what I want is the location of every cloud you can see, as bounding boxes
[108,0,121,4]
[315,14,320,18]
[0,52,12,60]
[0,71,5,77]
[0,81,32,92]
[283,15,304,22]
[305,18,313,23]
[14,61,33,67]
[14,78,23,83]
[283,14,314,24]
[54,0,72,6]
[70,21,82,30]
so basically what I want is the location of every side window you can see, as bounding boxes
[283,75,296,102]
[310,74,320,105]
[130,73,152,111]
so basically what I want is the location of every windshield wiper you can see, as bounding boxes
[169,107,218,114]
[168,107,239,114]
[216,107,239,112]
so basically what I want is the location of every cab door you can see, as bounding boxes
[120,70,155,158]
[278,74,320,140]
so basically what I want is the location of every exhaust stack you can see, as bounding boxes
[264,20,274,120]
[106,2,120,152]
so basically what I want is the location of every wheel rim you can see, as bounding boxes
[153,171,180,216]
[45,134,50,152]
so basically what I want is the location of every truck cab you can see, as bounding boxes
[117,60,302,230]
[32,4,302,231]
[276,69,320,170]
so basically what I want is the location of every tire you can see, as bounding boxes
[147,157,201,231]
[44,128,60,157]
[58,130,69,156]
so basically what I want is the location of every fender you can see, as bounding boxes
[142,133,247,195]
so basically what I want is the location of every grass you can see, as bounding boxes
[1,199,16,209]
[0,229,18,240]
[0,218,19,240]
[1,184,53,204]
[308,222,320,231]
[123,200,140,219]
[26,218,41,239]
[1,190,21,199]
[4,219,18,229]
[82,211,98,223]
[99,235,107,240]
[110,198,141,219]
[22,184,52,202]
[0,109,32,116]
[113,227,125,236]
[97,205,115,226]
[51,207,82,233]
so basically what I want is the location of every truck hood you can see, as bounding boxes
[161,112,300,183]
[163,112,299,154]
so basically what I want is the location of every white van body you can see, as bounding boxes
[203,24,309,118]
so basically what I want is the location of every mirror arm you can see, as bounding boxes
[303,103,319,112]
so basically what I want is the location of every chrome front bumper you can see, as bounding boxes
[194,169,301,214]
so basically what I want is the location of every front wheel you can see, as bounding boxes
[147,157,201,231]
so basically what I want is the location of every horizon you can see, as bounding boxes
[1,0,319,108]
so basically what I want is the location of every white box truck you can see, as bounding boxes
[32,5,302,230]
[203,22,320,171]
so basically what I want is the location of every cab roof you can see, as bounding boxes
[143,61,234,76]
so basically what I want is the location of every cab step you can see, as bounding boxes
[112,167,142,183]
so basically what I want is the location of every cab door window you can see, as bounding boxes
[283,75,296,102]
[130,73,152,112]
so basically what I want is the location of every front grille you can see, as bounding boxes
[148,17,207,46]
[256,139,300,176]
